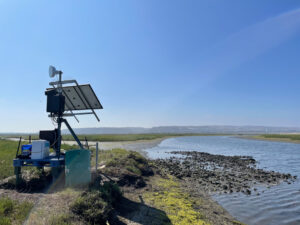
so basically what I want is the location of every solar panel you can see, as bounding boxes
[48,84,103,111]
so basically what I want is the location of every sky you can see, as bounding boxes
[0,0,300,132]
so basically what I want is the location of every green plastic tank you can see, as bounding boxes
[65,150,91,187]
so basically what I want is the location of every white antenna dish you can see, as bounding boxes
[49,65,61,78]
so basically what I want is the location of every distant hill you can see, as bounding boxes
[61,126,300,135]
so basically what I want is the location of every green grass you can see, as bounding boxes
[0,140,22,180]
[143,176,209,225]
[261,134,300,140]
[3,133,223,142]
[0,197,33,225]
[255,134,300,143]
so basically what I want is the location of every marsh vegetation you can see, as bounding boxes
[3,133,223,142]
[253,134,300,143]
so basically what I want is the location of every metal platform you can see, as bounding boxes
[13,154,65,167]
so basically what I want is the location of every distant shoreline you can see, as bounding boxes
[2,133,228,142]
[237,134,300,144]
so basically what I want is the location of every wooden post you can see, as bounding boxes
[96,142,99,171]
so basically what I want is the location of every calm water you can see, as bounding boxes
[145,136,300,225]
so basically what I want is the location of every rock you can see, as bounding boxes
[153,150,296,195]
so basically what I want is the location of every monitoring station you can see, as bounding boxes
[13,66,103,186]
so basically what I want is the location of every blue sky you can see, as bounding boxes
[1,0,300,132]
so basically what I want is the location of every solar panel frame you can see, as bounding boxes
[48,84,103,111]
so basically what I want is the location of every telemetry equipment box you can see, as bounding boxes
[45,89,65,114]
[40,129,59,149]
[31,140,50,160]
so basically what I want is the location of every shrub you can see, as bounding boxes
[98,182,122,207]
[71,190,110,225]
[71,181,122,225]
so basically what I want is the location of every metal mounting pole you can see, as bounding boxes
[56,71,63,158]
[14,167,21,186]
[96,142,99,171]
[58,71,63,93]
[62,118,83,149]
[56,117,62,157]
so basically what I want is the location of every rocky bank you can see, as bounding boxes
[153,151,297,195]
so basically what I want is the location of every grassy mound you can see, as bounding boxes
[0,168,54,193]
[0,197,33,225]
[100,149,153,187]
[70,181,122,225]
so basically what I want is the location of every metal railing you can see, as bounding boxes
[83,139,100,171]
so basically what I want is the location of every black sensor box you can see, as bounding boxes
[45,89,65,114]
[39,129,59,149]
